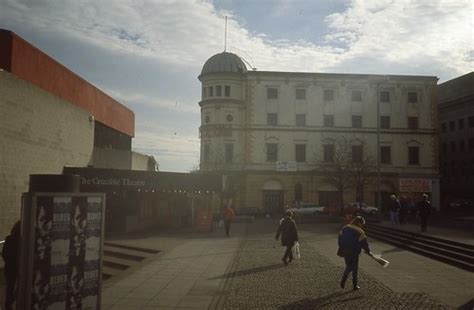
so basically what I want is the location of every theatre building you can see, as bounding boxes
[198,51,440,213]
[0,29,202,236]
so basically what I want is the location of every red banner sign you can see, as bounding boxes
[399,178,431,193]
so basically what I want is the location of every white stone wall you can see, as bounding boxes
[0,71,94,237]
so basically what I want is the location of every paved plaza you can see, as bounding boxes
[100,219,474,309]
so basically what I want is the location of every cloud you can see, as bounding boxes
[1,0,472,172]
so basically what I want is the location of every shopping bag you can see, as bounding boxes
[218,219,224,228]
[369,253,390,268]
[294,241,301,259]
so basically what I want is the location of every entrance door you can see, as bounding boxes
[263,190,284,214]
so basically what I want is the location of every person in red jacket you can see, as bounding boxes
[223,204,235,237]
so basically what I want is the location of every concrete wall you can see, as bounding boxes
[0,71,94,237]
[91,147,132,170]
[0,29,135,137]
[132,152,152,171]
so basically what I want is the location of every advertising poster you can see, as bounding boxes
[25,194,104,310]
[32,196,54,310]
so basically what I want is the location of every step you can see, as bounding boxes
[103,246,149,262]
[368,224,474,250]
[104,242,160,254]
[371,228,474,272]
[366,225,474,258]
[365,227,474,264]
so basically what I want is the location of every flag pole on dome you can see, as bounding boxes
[224,16,227,52]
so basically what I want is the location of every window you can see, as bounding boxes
[351,90,362,102]
[266,143,278,162]
[295,183,303,202]
[380,91,390,103]
[408,146,419,165]
[442,143,447,156]
[295,144,306,162]
[208,86,213,97]
[460,140,465,152]
[296,88,306,100]
[469,116,474,128]
[203,145,210,162]
[296,114,306,126]
[267,113,278,126]
[202,87,207,99]
[225,143,233,163]
[267,87,278,99]
[352,115,362,128]
[323,144,334,162]
[216,85,222,97]
[380,146,391,164]
[450,121,455,131]
[441,123,446,133]
[380,116,390,129]
[407,92,418,103]
[352,145,363,163]
[225,85,231,97]
[324,89,334,101]
[450,141,456,152]
[458,118,465,130]
[408,117,419,130]
[324,115,334,127]
[226,114,233,122]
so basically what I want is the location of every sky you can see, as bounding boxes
[0,0,472,172]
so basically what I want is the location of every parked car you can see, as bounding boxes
[290,203,325,216]
[344,202,378,215]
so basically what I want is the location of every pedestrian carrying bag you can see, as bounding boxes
[294,242,301,259]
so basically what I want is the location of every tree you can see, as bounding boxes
[314,137,376,215]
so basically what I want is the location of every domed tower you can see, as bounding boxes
[198,52,247,171]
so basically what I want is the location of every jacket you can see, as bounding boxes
[390,199,401,212]
[338,224,370,255]
[223,207,235,221]
[417,200,431,218]
[276,217,299,246]
[2,233,19,277]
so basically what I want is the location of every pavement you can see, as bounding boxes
[1,219,473,309]
[100,219,473,309]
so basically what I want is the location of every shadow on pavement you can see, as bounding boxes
[278,291,359,309]
[208,263,284,280]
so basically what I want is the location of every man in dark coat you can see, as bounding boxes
[417,193,432,232]
[338,216,373,290]
[275,210,299,265]
[2,221,21,310]
[389,195,401,225]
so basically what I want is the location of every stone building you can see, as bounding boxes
[438,72,474,206]
[198,51,440,213]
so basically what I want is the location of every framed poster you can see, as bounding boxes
[19,193,105,310]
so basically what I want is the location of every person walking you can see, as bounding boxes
[389,195,401,225]
[275,210,299,265]
[417,193,432,233]
[338,216,373,290]
[2,221,21,310]
[223,204,235,237]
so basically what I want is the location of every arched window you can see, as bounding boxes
[294,183,303,202]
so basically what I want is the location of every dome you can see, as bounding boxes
[201,52,247,75]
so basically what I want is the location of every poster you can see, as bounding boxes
[25,194,104,310]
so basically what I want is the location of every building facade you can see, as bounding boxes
[0,30,153,237]
[438,72,474,207]
[198,52,440,213]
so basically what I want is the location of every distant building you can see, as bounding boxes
[438,72,474,206]
[198,51,440,213]
[0,29,156,236]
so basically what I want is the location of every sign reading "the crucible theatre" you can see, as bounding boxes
[80,177,145,187]
[399,178,432,193]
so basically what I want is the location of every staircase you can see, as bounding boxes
[365,224,474,272]
[102,242,160,280]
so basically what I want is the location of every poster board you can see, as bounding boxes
[18,192,105,310]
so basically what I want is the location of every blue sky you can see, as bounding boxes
[0,0,472,172]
